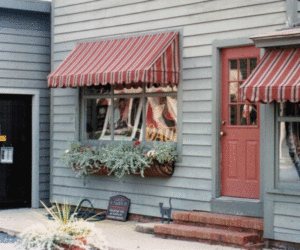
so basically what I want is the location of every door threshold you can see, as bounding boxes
[211,196,263,218]
[216,196,261,203]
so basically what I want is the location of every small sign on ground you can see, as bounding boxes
[106,195,130,221]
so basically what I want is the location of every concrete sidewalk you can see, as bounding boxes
[0,208,253,250]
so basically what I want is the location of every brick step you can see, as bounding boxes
[172,211,263,233]
[154,224,264,249]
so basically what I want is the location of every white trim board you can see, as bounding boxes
[0,88,40,208]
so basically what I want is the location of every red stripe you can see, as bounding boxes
[48,32,180,88]
[241,48,300,103]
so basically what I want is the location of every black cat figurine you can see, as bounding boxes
[159,198,172,224]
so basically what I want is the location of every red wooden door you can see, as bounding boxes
[221,46,260,199]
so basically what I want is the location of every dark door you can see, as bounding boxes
[0,95,32,208]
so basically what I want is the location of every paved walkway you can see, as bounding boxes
[0,208,269,250]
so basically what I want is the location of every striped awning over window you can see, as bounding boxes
[48,32,180,88]
[241,48,300,103]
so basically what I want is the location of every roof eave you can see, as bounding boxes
[0,0,51,14]
[251,31,300,48]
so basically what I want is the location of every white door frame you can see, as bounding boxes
[0,88,40,208]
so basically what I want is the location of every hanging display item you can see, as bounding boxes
[1,147,14,164]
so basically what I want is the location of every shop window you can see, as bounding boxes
[82,83,177,142]
[277,102,300,184]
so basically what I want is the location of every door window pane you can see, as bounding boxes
[229,60,238,81]
[250,58,257,74]
[239,59,248,80]
[146,96,177,142]
[239,105,248,126]
[279,122,300,182]
[229,105,237,125]
[249,104,257,125]
[229,82,238,103]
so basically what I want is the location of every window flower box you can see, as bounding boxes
[72,160,174,178]
[63,140,177,183]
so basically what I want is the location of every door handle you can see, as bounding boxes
[220,131,227,136]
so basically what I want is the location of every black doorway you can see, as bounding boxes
[0,95,32,208]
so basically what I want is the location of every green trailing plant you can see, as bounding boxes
[61,140,106,180]
[147,143,178,164]
[18,201,108,250]
[61,140,177,181]
[101,140,150,179]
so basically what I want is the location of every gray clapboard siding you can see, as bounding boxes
[53,132,76,141]
[54,11,285,44]
[0,5,51,207]
[52,105,76,115]
[55,0,146,10]
[1,43,50,54]
[0,34,50,46]
[182,79,211,90]
[53,124,76,133]
[274,215,300,231]
[0,53,50,63]
[0,9,50,31]
[183,134,212,146]
[53,115,75,124]
[51,0,286,220]
[274,201,300,216]
[52,176,212,201]
[0,27,50,38]
[0,79,48,88]
[182,90,212,101]
[51,186,211,211]
[54,0,204,17]
[183,57,212,69]
[182,67,212,79]
[183,101,212,112]
[53,2,285,43]
[180,156,211,168]
[54,0,282,26]
[174,166,211,179]
[1,0,50,13]
[0,69,49,80]
[183,112,212,123]
[183,123,212,135]
[182,145,212,157]
[0,62,50,72]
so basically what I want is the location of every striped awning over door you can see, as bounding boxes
[48,32,180,88]
[241,48,300,103]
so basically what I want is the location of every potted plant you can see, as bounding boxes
[61,140,177,182]
[18,201,108,250]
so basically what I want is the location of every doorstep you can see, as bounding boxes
[153,211,265,250]
[0,208,246,250]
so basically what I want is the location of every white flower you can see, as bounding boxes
[146,149,156,157]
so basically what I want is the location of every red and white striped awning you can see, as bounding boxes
[48,32,180,88]
[241,48,300,103]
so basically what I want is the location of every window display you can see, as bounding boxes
[83,84,177,142]
[278,102,300,182]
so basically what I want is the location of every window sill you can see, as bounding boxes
[266,188,300,196]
